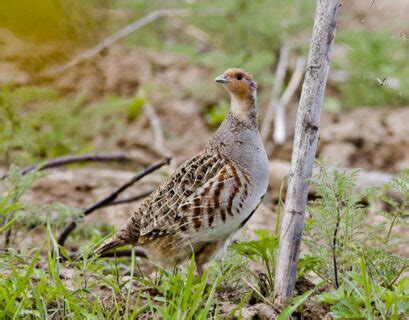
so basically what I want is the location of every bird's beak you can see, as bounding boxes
[214,74,229,84]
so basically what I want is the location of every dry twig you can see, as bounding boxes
[1,152,140,180]
[108,189,154,206]
[57,9,190,73]
[261,45,290,142]
[144,103,171,158]
[57,157,171,246]
[170,18,212,43]
[332,211,341,288]
[273,57,306,145]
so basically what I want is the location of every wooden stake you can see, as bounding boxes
[273,0,341,305]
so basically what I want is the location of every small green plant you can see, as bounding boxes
[230,230,279,294]
[0,166,83,248]
[305,161,408,319]
[126,96,145,122]
[304,161,367,287]
[276,287,318,320]
[0,87,144,165]
[304,161,408,288]
[0,166,42,240]
[231,230,320,318]
[151,256,221,318]
[365,168,409,288]
[318,253,408,319]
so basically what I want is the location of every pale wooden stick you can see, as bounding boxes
[273,57,306,145]
[260,45,290,142]
[144,103,171,157]
[274,0,341,305]
[169,18,211,43]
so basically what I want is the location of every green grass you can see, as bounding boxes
[318,258,409,319]
[0,164,407,318]
[0,86,147,165]
[304,162,409,319]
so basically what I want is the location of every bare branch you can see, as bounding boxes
[170,18,212,44]
[57,158,170,246]
[109,190,154,206]
[57,9,190,73]
[273,57,306,145]
[1,152,140,180]
[144,103,171,157]
[261,45,290,142]
[274,0,341,305]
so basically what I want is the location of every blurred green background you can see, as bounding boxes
[0,0,408,165]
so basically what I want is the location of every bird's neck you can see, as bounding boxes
[229,92,258,127]
[208,91,259,152]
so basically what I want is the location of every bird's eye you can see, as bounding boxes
[236,74,243,80]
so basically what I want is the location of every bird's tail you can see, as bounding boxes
[94,216,141,257]
[95,235,126,256]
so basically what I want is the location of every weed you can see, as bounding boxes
[306,161,409,319]
[0,87,142,165]
[318,253,408,319]
[231,230,279,293]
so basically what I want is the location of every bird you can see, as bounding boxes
[95,68,269,274]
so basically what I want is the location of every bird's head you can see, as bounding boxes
[215,68,257,121]
[215,68,257,99]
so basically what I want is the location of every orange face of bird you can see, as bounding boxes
[214,68,257,98]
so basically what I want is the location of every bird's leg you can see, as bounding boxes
[172,264,180,276]
[196,263,204,276]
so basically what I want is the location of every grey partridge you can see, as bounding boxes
[95,68,269,273]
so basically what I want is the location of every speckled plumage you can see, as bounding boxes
[95,68,269,272]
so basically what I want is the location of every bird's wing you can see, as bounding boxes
[137,150,251,244]
[175,158,251,233]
